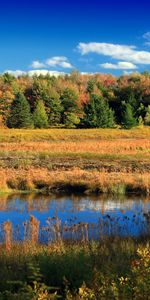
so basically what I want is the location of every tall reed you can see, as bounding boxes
[3,221,12,251]
[29,215,40,244]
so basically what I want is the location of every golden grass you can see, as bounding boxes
[0,167,149,195]
[0,139,149,156]
[0,128,149,194]
[0,127,150,142]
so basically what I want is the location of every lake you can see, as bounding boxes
[0,193,150,243]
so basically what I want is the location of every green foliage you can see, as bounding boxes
[7,92,34,128]
[33,100,48,128]
[61,88,78,112]
[138,116,144,127]
[0,241,150,299]
[136,103,145,119]
[61,88,80,127]
[122,103,137,129]
[3,72,15,84]
[83,94,115,128]
[48,98,63,126]
[87,80,95,93]
[144,105,150,125]
[64,112,80,128]
[1,72,150,129]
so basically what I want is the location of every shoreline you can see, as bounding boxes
[0,168,149,196]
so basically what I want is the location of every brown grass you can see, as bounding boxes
[0,128,149,195]
[0,139,149,156]
[0,167,149,195]
[3,221,12,251]
[29,215,40,244]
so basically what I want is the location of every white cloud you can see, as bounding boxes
[80,72,94,75]
[4,70,26,77]
[28,69,65,77]
[100,61,138,70]
[4,69,66,77]
[123,71,134,75]
[31,60,45,68]
[78,42,150,64]
[46,56,73,68]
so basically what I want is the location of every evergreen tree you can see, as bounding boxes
[7,92,33,128]
[48,98,63,126]
[33,100,48,128]
[87,80,95,93]
[144,105,150,125]
[61,88,78,113]
[122,103,137,129]
[138,116,144,127]
[61,88,81,127]
[64,112,80,128]
[82,94,115,128]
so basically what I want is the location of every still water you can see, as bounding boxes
[0,193,150,242]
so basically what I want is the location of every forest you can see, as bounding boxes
[0,71,150,129]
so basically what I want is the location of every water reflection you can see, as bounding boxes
[0,193,150,242]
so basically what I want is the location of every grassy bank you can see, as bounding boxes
[0,127,149,195]
[0,239,150,299]
[0,168,149,195]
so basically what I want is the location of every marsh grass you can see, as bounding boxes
[0,168,149,196]
[0,128,149,195]
[1,208,150,246]
[3,221,12,251]
[29,215,40,244]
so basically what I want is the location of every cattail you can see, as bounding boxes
[29,215,40,244]
[3,221,12,251]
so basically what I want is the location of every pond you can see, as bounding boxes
[0,193,150,243]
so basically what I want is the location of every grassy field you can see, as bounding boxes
[0,127,149,195]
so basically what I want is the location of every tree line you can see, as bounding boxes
[0,71,150,129]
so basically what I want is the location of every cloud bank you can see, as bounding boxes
[4,69,66,77]
[100,61,138,70]
[78,42,150,64]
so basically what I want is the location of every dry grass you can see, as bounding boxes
[0,127,149,142]
[3,221,12,251]
[0,139,149,156]
[0,167,149,195]
[0,128,149,195]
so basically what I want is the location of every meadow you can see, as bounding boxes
[0,127,149,195]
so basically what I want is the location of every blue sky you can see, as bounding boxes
[1,0,150,76]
